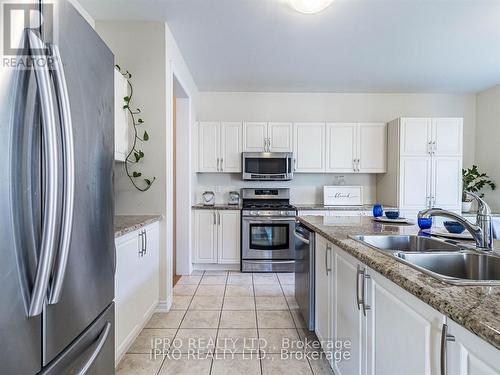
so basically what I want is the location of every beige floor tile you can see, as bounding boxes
[281,284,295,297]
[177,275,202,285]
[308,356,335,374]
[190,270,205,276]
[253,273,279,285]
[225,285,254,297]
[116,354,163,375]
[227,274,253,285]
[256,296,288,310]
[203,270,228,276]
[145,311,185,329]
[158,355,212,375]
[291,310,307,329]
[254,284,283,297]
[171,296,192,310]
[216,328,259,353]
[257,310,295,329]
[173,284,198,296]
[128,328,177,354]
[297,329,323,354]
[189,295,224,310]
[196,284,226,296]
[170,328,217,353]
[211,354,261,375]
[220,310,257,329]
[285,296,300,310]
[277,273,295,285]
[258,328,300,354]
[262,354,313,375]
[200,275,227,284]
[223,296,255,310]
[180,310,220,329]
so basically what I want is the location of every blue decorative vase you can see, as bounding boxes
[372,204,383,218]
[418,217,433,230]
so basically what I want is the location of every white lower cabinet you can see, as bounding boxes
[316,236,500,375]
[115,222,160,364]
[193,209,240,265]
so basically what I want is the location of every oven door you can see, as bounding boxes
[242,216,295,260]
[242,153,293,181]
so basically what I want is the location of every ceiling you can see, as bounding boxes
[80,0,500,93]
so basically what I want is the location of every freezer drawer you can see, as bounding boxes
[41,303,114,375]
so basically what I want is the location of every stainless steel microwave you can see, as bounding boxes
[242,152,294,181]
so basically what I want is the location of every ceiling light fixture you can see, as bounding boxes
[288,0,335,14]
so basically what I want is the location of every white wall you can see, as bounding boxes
[475,84,500,211]
[197,92,476,204]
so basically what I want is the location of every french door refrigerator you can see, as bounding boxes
[0,0,115,373]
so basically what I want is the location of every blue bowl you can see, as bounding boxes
[418,217,433,230]
[385,211,400,220]
[444,221,465,234]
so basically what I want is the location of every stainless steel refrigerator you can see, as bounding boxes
[0,0,115,373]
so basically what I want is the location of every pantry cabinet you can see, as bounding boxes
[242,122,293,152]
[193,209,240,264]
[115,222,160,363]
[198,121,242,173]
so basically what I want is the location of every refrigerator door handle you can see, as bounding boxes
[27,29,60,317]
[48,43,76,305]
[75,321,111,375]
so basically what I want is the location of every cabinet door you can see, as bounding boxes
[294,123,325,172]
[217,210,241,264]
[332,246,364,375]
[268,122,293,152]
[358,123,387,173]
[198,122,219,172]
[431,157,462,210]
[115,232,141,359]
[325,123,357,173]
[194,210,217,263]
[400,156,432,210]
[447,320,500,375]
[220,122,242,172]
[432,118,463,156]
[243,122,267,152]
[315,236,332,347]
[400,118,432,156]
[366,268,442,375]
[142,223,160,320]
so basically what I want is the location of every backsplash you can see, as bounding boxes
[194,173,376,205]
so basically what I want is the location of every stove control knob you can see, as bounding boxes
[250,211,258,216]
[280,211,287,216]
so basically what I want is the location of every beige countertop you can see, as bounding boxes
[115,215,162,237]
[297,215,500,350]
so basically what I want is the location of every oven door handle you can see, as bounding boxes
[294,230,310,245]
[244,218,296,223]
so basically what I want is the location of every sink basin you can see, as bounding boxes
[351,235,461,253]
[395,252,500,285]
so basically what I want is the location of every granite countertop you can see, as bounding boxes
[115,215,163,237]
[297,215,500,350]
[295,204,397,211]
[192,203,241,210]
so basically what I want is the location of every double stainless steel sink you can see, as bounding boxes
[351,235,500,285]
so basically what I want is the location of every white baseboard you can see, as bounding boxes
[193,263,240,271]
[155,297,172,312]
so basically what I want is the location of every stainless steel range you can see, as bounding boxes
[241,188,297,272]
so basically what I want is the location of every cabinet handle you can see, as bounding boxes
[356,265,364,310]
[220,158,224,171]
[353,158,356,172]
[362,273,371,316]
[357,158,360,172]
[440,323,456,375]
[213,211,216,225]
[293,159,297,172]
[433,141,437,155]
[144,230,148,255]
[217,211,221,226]
[138,232,143,257]
[325,244,332,275]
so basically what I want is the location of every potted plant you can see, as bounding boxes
[462,165,496,212]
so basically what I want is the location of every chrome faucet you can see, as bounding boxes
[418,192,493,251]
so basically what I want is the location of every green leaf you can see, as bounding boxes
[124,96,130,102]
[115,64,121,71]
[143,131,149,141]
[132,171,142,178]
[145,179,151,186]
[123,104,129,110]
[134,152,141,162]
[138,118,144,123]
[139,150,144,158]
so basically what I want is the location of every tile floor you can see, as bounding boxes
[116,271,333,375]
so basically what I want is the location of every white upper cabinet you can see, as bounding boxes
[268,122,293,152]
[220,122,243,172]
[198,121,242,173]
[198,122,219,173]
[432,118,463,156]
[294,122,326,172]
[243,122,267,152]
[358,123,387,173]
[326,123,357,172]
[400,118,432,156]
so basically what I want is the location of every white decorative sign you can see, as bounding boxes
[323,186,364,206]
